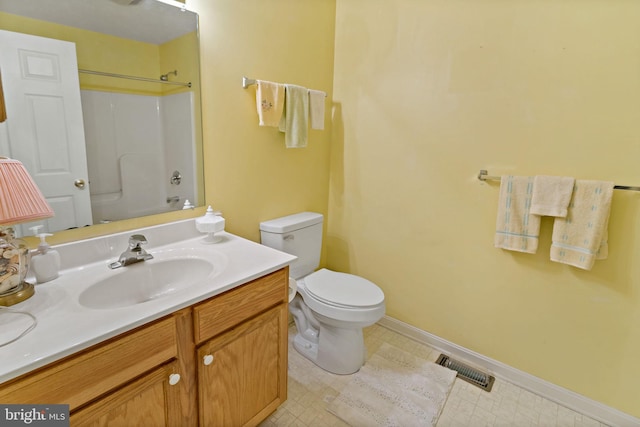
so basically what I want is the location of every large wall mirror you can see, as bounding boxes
[0,0,204,237]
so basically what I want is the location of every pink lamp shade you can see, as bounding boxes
[0,157,53,302]
[0,157,54,225]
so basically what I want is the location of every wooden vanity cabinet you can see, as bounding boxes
[0,267,289,427]
[0,314,186,417]
[193,268,289,427]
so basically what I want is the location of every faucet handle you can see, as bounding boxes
[128,234,148,248]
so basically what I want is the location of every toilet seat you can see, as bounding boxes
[304,268,384,309]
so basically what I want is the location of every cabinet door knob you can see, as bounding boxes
[203,354,214,366]
[169,373,181,385]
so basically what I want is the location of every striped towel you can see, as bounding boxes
[494,176,540,254]
[550,180,613,270]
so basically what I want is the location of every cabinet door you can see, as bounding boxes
[70,361,184,427]
[198,304,288,427]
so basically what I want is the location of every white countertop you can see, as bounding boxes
[0,219,296,383]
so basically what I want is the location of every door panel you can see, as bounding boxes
[0,29,92,234]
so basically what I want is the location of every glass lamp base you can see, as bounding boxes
[0,281,35,306]
[1,225,32,298]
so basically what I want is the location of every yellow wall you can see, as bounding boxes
[187,0,335,245]
[331,0,640,417]
[159,31,199,96]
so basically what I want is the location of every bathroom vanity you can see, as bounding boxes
[0,219,295,426]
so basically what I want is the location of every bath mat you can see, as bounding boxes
[326,343,457,427]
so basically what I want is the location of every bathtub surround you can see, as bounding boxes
[82,90,197,223]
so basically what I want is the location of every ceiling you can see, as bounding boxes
[0,0,197,45]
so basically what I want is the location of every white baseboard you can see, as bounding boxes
[378,315,640,427]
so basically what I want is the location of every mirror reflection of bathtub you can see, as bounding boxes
[0,0,204,236]
[81,89,197,223]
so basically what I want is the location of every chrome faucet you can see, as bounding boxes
[108,234,154,269]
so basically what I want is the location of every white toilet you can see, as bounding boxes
[260,212,385,375]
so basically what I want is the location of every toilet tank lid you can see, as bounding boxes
[260,212,323,233]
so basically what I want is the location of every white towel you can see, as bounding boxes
[530,175,575,217]
[279,84,309,148]
[550,180,613,270]
[494,176,540,254]
[309,89,325,130]
[256,80,284,127]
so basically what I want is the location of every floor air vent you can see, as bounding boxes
[436,354,495,392]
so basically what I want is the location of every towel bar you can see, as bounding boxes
[242,76,256,89]
[242,76,327,97]
[477,170,640,192]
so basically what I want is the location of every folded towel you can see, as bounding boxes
[309,89,325,130]
[494,176,540,254]
[256,80,284,127]
[550,180,614,270]
[530,175,575,217]
[279,84,309,148]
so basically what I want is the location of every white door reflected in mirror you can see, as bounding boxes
[0,30,93,235]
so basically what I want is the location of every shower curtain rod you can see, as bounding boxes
[79,69,192,88]
[478,169,640,191]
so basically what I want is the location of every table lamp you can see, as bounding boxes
[0,157,54,306]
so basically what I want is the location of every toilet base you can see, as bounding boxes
[293,333,318,361]
[292,324,366,375]
[289,293,378,375]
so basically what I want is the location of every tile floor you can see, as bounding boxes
[260,323,610,427]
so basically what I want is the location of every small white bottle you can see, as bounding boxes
[29,227,61,284]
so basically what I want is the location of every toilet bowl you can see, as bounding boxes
[290,268,385,374]
[260,212,386,375]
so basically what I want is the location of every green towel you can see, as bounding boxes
[279,84,309,148]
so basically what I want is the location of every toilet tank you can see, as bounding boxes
[260,212,323,279]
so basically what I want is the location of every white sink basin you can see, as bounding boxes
[78,257,215,310]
